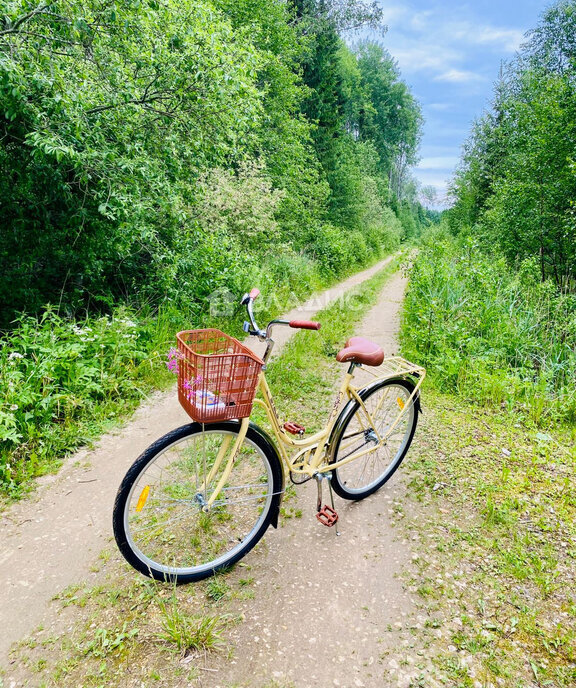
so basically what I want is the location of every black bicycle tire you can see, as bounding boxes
[329,378,419,500]
[113,421,283,583]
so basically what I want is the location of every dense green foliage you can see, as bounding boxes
[0,0,426,328]
[448,0,576,289]
[0,308,168,493]
[402,228,576,426]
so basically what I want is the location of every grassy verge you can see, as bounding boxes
[3,256,404,687]
[402,228,576,426]
[400,391,576,687]
[398,233,576,685]
[0,249,394,502]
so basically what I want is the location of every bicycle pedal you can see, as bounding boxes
[316,505,338,527]
[284,422,306,435]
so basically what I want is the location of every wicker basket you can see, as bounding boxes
[176,329,264,423]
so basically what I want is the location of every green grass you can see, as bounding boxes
[155,587,231,654]
[10,572,241,686]
[402,228,576,426]
[402,388,576,687]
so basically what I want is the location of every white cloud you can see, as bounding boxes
[440,21,524,53]
[410,10,434,32]
[413,169,451,185]
[473,26,525,52]
[434,69,486,84]
[380,3,525,81]
[390,45,462,73]
[379,4,410,25]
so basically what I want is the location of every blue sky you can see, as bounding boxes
[365,1,554,206]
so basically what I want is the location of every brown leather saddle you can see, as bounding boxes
[336,336,384,367]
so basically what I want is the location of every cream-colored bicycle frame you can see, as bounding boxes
[202,355,425,509]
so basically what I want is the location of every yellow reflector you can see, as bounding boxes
[136,485,150,512]
[396,397,405,410]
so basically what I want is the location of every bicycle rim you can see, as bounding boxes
[120,427,276,579]
[332,380,417,497]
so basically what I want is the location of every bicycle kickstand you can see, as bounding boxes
[315,473,340,536]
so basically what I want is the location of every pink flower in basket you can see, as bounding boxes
[166,347,182,374]
[183,374,203,394]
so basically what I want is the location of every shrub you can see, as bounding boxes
[301,223,352,276]
[0,307,172,494]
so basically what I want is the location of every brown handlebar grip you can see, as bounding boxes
[289,320,321,330]
[249,288,260,301]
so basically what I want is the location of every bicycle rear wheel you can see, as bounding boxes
[113,421,283,583]
[330,378,418,500]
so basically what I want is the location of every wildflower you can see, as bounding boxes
[9,404,18,411]
[182,375,202,391]
[8,352,24,361]
[166,359,179,374]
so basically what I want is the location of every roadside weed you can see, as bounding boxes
[82,624,139,659]
[156,585,228,654]
[206,576,230,602]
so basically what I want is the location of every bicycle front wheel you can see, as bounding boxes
[330,378,418,500]
[113,421,283,583]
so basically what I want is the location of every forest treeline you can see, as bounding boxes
[0,0,431,329]
[448,0,576,290]
[404,0,576,427]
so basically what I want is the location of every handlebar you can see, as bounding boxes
[289,320,321,330]
[240,289,321,346]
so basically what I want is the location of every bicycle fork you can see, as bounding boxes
[198,417,250,511]
[314,473,340,535]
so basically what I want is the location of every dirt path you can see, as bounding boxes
[211,268,419,688]
[0,255,398,666]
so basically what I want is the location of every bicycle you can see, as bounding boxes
[113,288,426,583]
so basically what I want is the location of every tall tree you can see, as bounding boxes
[449,0,576,288]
